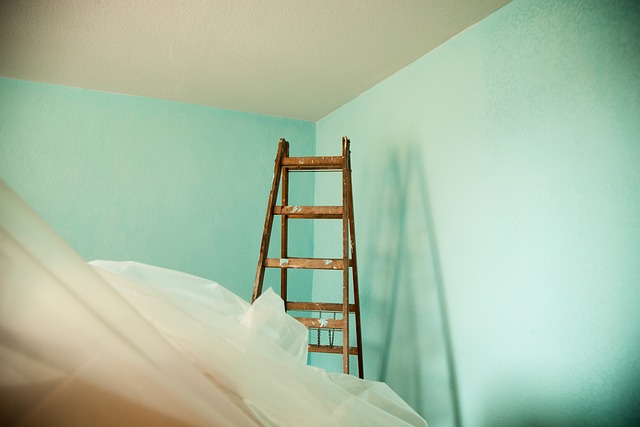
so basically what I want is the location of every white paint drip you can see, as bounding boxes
[280,258,289,266]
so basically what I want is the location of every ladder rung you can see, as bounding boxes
[274,205,343,219]
[265,257,349,270]
[286,302,357,312]
[282,156,343,170]
[308,345,359,355]
[294,317,345,329]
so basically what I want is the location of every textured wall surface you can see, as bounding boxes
[2,0,640,425]
[315,0,640,425]
[0,78,315,301]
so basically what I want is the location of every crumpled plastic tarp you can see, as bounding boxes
[0,181,427,427]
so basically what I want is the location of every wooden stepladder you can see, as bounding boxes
[252,137,364,378]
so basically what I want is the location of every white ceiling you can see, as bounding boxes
[0,0,510,121]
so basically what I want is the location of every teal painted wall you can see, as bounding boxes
[0,78,315,301]
[3,0,640,425]
[315,0,640,426]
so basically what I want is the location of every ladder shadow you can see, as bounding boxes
[362,143,461,426]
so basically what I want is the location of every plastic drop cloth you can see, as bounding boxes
[0,181,427,427]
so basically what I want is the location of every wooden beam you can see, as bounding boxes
[282,156,342,170]
[286,302,357,312]
[265,257,347,270]
[274,205,343,219]
[308,345,359,355]
[294,317,345,329]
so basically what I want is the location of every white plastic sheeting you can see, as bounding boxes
[0,181,427,427]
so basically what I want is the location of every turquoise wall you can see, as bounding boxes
[3,0,640,425]
[315,0,640,426]
[0,78,315,301]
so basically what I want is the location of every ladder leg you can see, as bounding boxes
[341,137,350,374]
[253,138,288,303]
[281,144,290,303]
[347,151,365,379]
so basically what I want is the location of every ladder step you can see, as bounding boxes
[274,205,343,219]
[282,156,343,170]
[265,257,350,270]
[294,317,345,329]
[286,302,357,312]
[308,345,359,355]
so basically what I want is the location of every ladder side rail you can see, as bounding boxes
[281,143,290,303]
[346,146,365,379]
[341,137,351,374]
[252,138,288,302]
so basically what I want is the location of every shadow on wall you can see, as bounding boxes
[481,363,640,427]
[360,145,640,427]
[361,143,460,427]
